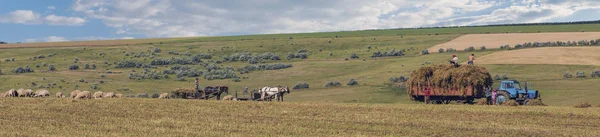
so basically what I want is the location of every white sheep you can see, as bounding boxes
[3,89,17,97]
[93,91,103,99]
[102,92,115,98]
[75,91,92,99]
[70,90,81,98]
[115,93,124,98]
[56,92,65,98]
[222,95,234,100]
[34,89,50,97]
[158,93,169,99]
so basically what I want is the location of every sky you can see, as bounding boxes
[1,0,600,43]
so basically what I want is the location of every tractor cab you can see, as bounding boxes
[496,80,540,104]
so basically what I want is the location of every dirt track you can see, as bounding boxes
[477,47,600,66]
[428,32,600,52]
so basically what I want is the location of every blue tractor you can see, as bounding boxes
[495,80,541,105]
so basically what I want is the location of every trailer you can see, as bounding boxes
[409,84,484,104]
[171,86,229,100]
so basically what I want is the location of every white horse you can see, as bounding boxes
[258,86,290,102]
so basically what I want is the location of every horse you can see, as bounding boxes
[258,86,290,102]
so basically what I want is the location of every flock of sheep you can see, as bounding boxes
[1,89,171,99]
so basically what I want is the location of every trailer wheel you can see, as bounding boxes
[495,91,510,105]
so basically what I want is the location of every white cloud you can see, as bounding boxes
[45,14,87,26]
[0,10,86,26]
[120,37,135,39]
[48,6,56,10]
[45,36,68,42]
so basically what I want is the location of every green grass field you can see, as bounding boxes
[0,98,598,136]
[1,24,600,107]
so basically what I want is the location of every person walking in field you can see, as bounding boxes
[468,54,475,65]
[243,87,248,96]
[485,87,492,105]
[424,87,431,104]
[195,78,201,98]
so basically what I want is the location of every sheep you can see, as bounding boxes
[222,95,234,100]
[3,89,17,97]
[102,92,115,98]
[93,91,103,99]
[16,89,32,97]
[75,91,92,99]
[115,93,124,98]
[158,93,169,99]
[25,89,33,97]
[56,92,65,98]
[34,89,50,97]
[70,90,81,98]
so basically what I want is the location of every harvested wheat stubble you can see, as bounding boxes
[477,47,600,66]
[406,65,493,95]
[428,32,600,51]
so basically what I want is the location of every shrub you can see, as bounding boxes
[350,53,359,59]
[324,81,341,87]
[238,63,293,73]
[446,48,456,52]
[193,53,212,60]
[421,50,429,55]
[576,71,586,78]
[84,64,90,69]
[11,57,15,61]
[100,74,105,78]
[74,58,79,63]
[12,66,34,74]
[295,53,308,59]
[347,79,359,86]
[137,93,149,98]
[151,93,160,98]
[494,74,501,80]
[293,83,309,89]
[232,77,241,82]
[35,64,40,68]
[286,52,295,60]
[573,102,592,108]
[91,84,99,90]
[297,49,308,53]
[564,72,573,79]
[203,69,238,80]
[153,47,161,53]
[4,58,10,62]
[500,45,510,50]
[438,48,444,53]
[591,70,600,77]
[177,77,185,81]
[69,65,80,70]
[92,64,97,69]
[464,46,475,52]
[389,76,409,83]
[480,46,487,51]
[270,55,281,60]
[502,74,509,80]
[248,58,258,64]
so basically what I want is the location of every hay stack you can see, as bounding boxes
[172,88,197,98]
[407,65,493,95]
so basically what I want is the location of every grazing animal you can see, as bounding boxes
[3,89,17,97]
[115,93,124,98]
[258,86,291,102]
[102,92,115,98]
[56,92,65,98]
[75,91,92,99]
[158,93,169,99]
[222,95,233,100]
[16,89,31,97]
[34,89,50,97]
[70,90,81,98]
[93,91,103,99]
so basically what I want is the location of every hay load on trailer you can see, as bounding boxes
[406,65,493,104]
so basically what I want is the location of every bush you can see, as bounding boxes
[11,57,15,61]
[464,46,475,52]
[238,63,293,73]
[446,48,456,52]
[576,71,586,78]
[573,102,592,108]
[153,47,161,53]
[248,58,258,64]
[389,76,409,83]
[177,77,185,81]
[91,84,99,90]
[438,48,444,53]
[69,65,80,70]
[324,81,341,87]
[480,46,487,51]
[151,93,160,98]
[563,72,573,79]
[137,93,149,98]
[297,49,308,53]
[84,64,90,69]
[591,70,600,77]
[100,74,105,78]
[500,45,510,50]
[421,50,429,55]
[286,52,295,60]
[295,53,308,59]
[270,55,280,60]
[502,74,509,80]
[35,64,40,68]
[74,58,79,63]
[203,69,238,80]
[350,53,359,59]
[232,77,241,82]
[494,74,501,80]
[347,79,359,86]
[92,64,97,69]
[293,83,309,89]
[12,66,34,74]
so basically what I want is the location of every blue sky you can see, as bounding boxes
[1,0,600,43]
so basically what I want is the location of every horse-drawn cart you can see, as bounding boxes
[172,86,229,100]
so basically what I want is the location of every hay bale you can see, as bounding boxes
[406,65,493,95]
[503,100,519,106]
[222,95,233,100]
[527,99,546,106]
[573,102,592,108]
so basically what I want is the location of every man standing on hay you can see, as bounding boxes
[450,54,459,67]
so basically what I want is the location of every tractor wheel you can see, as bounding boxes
[495,91,510,105]
[523,99,531,106]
